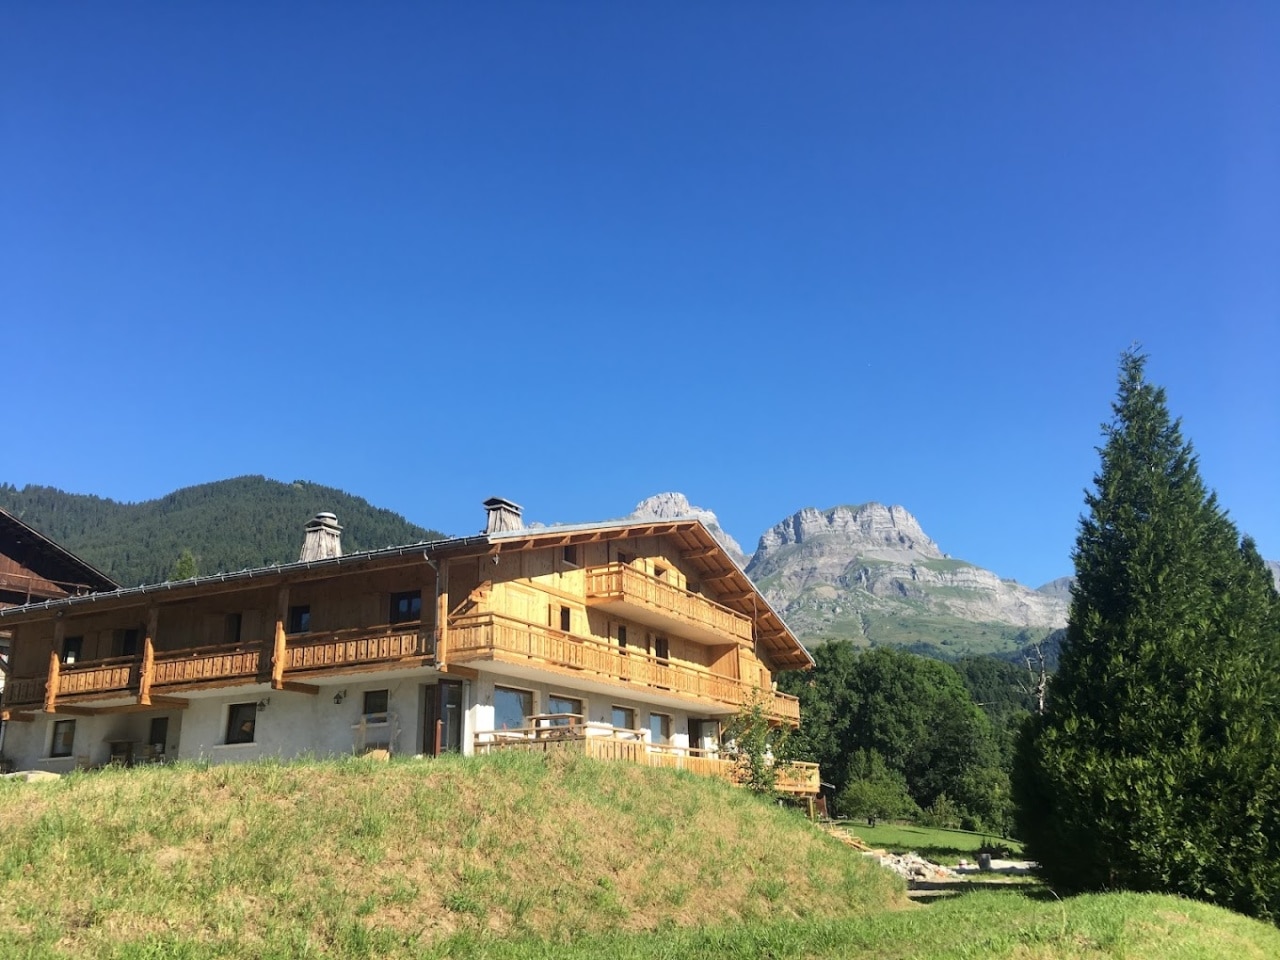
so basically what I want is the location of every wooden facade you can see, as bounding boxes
[0,513,814,795]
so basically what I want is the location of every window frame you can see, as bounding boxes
[61,635,84,665]
[649,712,672,746]
[389,591,422,625]
[225,702,258,744]
[287,605,311,635]
[363,689,390,719]
[547,693,583,727]
[611,705,636,731]
[50,719,75,758]
[493,685,534,732]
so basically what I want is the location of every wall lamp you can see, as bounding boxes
[257,698,270,712]
[332,689,347,705]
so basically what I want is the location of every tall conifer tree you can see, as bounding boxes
[1013,350,1280,921]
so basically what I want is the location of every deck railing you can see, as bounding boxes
[449,612,796,722]
[153,643,262,686]
[3,620,433,708]
[473,724,820,796]
[285,623,432,673]
[584,563,754,643]
[57,655,139,698]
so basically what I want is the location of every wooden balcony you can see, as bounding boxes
[284,624,433,675]
[152,643,262,688]
[448,612,798,724]
[2,622,433,710]
[58,655,139,699]
[584,563,754,646]
[473,724,820,797]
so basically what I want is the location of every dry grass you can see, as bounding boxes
[0,751,902,957]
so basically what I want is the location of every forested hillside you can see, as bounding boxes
[0,477,445,587]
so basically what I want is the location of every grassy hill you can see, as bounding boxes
[0,752,901,958]
[2,754,1277,958]
[0,476,445,587]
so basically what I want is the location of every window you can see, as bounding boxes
[617,552,633,566]
[50,719,75,758]
[494,686,533,731]
[225,613,242,645]
[118,628,140,657]
[363,689,389,718]
[226,702,258,744]
[559,606,572,633]
[654,565,667,582]
[653,636,670,663]
[649,713,671,746]
[562,545,578,566]
[612,706,635,730]
[390,591,422,624]
[287,605,311,634]
[617,625,628,649]
[547,694,582,726]
[148,717,169,753]
[62,636,83,665]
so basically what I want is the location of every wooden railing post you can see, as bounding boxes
[271,585,289,690]
[435,561,449,669]
[44,651,60,714]
[138,606,158,705]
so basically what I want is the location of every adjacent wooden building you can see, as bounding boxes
[0,500,817,794]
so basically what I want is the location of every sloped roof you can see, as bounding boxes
[0,514,811,671]
[0,508,119,597]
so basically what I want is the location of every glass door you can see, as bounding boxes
[424,681,465,755]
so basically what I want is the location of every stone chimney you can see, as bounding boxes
[483,497,523,534]
[299,512,343,561]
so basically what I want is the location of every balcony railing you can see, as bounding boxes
[2,621,433,709]
[448,612,797,723]
[58,655,139,698]
[473,724,820,796]
[285,623,433,673]
[153,643,262,687]
[584,563,754,645]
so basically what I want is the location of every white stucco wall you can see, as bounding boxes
[3,670,722,770]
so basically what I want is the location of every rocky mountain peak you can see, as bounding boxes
[629,493,748,567]
[754,502,944,563]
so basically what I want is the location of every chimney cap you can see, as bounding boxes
[482,496,522,511]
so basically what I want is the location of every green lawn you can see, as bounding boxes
[836,821,1024,864]
[421,891,1280,959]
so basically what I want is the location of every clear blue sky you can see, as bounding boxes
[3,3,1276,588]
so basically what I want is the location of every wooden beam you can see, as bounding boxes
[147,696,190,709]
[278,681,319,695]
[718,591,754,603]
[49,705,99,717]
[435,560,449,668]
[438,663,479,680]
[0,657,9,677]
[271,585,289,690]
[138,607,158,706]
[702,572,739,582]
[82,698,190,715]
[682,547,721,559]
[0,710,35,723]
[44,649,60,714]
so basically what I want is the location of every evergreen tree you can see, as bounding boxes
[1012,350,1280,921]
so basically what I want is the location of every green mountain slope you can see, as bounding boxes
[0,476,445,587]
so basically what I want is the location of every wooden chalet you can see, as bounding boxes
[0,500,818,795]
[0,509,119,702]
